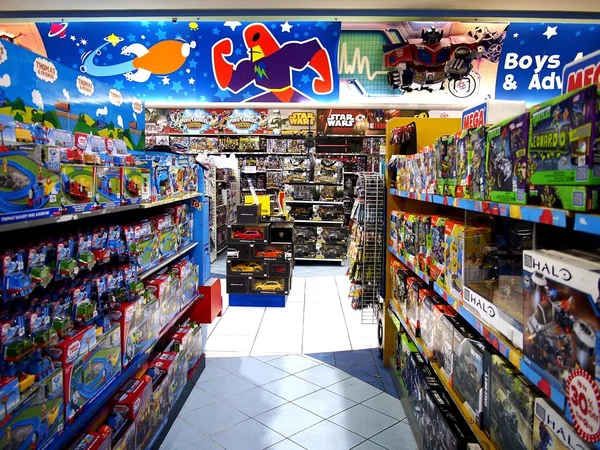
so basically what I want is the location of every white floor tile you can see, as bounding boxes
[262,375,321,401]
[253,354,285,362]
[205,350,251,358]
[302,336,352,353]
[295,364,351,388]
[326,377,382,403]
[252,333,302,354]
[290,420,364,450]
[198,363,230,382]
[362,393,407,421]
[236,361,289,386]
[167,438,224,450]
[210,418,284,450]
[266,439,305,450]
[224,386,287,416]
[370,421,419,450]
[329,404,398,439]
[267,354,321,374]
[211,356,259,373]
[180,386,219,414]
[352,440,386,449]
[180,399,248,435]
[212,317,263,336]
[160,418,206,450]
[254,403,322,437]
[197,372,256,400]
[293,389,356,419]
[205,334,255,352]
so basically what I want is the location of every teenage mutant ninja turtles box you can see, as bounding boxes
[529,85,600,185]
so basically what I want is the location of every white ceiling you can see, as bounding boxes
[1,0,599,20]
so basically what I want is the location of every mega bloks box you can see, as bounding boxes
[469,126,487,201]
[60,164,95,213]
[430,215,446,287]
[455,129,471,198]
[0,368,64,450]
[434,135,454,196]
[486,113,529,204]
[533,397,590,450]
[420,292,452,359]
[529,85,600,185]
[403,351,443,431]
[444,220,465,299]
[528,184,600,212]
[484,354,537,450]
[95,166,122,209]
[403,213,419,264]
[445,134,458,197]
[522,250,600,412]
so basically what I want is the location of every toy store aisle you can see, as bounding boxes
[160,353,417,450]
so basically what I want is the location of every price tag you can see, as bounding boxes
[567,368,600,443]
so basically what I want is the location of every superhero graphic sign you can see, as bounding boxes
[0,21,340,103]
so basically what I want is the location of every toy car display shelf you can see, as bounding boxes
[382,110,600,450]
[226,206,294,308]
[0,166,211,450]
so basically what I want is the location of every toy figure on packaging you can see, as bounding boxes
[430,216,446,287]
[61,164,95,213]
[486,113,529,204]
[469,126,487,200]
[529,85,600,185]
[528,184,600,212]
[444,135,457,196]
[455,130,471,198]
[444,220,464,299]
[95,167,122,209]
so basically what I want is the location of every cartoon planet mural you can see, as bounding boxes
[48,22,68,38]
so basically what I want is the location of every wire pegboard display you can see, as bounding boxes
[347,173,385,324]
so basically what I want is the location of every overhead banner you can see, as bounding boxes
[1,21,341,104]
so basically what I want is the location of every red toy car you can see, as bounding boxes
[255,248,283,258]
[232,229,263,240]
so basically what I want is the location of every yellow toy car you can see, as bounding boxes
[232,262,263,273]
[253,280,284,293]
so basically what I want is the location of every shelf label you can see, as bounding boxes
[567,368,600,443]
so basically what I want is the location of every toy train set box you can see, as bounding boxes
[95,167,122,209]
[60,164,95,213]
[0,368,64,450]
[529,85,600,186]
[522,249,600,440]
[485,113,529,204]
[121,167,148,205]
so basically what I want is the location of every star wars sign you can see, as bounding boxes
[317,109,369,135]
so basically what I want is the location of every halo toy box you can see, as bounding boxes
[390,260,410,316]
[469,126,487,201]
[529,85,600,186]
[528,184,600,212]
[455,129,472,198]
[406,277,427,335]
[0,368,64,450]
[522,249,600,408]
[419,291,450,359]
[483,354,537,450]
[533,397,590,450]
[486,113,529,204]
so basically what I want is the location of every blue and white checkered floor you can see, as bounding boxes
[161,254,418,450]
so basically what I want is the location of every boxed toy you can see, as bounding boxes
[227,259,266,277]
[0,377,19,421]
[0,368,64,450]
[533,397,589,450]
[226,276,250,294]
[60,164,95,213]
[445,134,457,197]
[122,166,149,205]
[486,113,529,204]
[123,221,159,271]
[529,85,600,185]
[266,260,292,278]
[455,129,471,198]
[111,419,136,450]
[144,275,177,332]
[69,425,111,450]
[445,220,465,299]
[484,354,537,450]
[528,184,600,212]
[419,292,452,359]
[522,250,600,404]
[417,215,431,272]
[112,375,152,420]
[395,266,412,317]
[95,167,122,209]
[318,227,349,245]
[403,351,443,428]
[317,243,347,260]
[406,277,427,334]
[430,215,446,287]
[250,243,293,260]
[296,226,318,243]
[229,224,270,243]
[469,126,487,201]
[249,277,289,295]
[403,213,419,264]
[433,313,471,381]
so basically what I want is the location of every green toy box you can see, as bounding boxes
[122,167,148,205]
[486,113,529,204]
[60,164,95,213]
[468,126,487,201]
[529,85,600,185]
[528,184,600,212]
[95,166,122,209]
[455,129,471,198]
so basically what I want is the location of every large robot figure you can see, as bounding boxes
[383,26,485,98]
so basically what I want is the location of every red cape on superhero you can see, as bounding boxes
[212,23,334,102]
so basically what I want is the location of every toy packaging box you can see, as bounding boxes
[229,224,270,243]
[403,351,443,432]
[0,368,64,450]
[249,277,289,295]
[406,277,427,334]
[486,113,529,204]
[419,291,450,359]
[61,164,95,213]
[533,397,590,450]
[433,313,469,381]
[430,215,446,288]
[445,134,457,197]
[434,135,453,195]
[95,166,122,209]
[528,184,600,212]
[122,167,149,205]
[455,129,471,198]
[484,354,537,450]
[69,426,111,450]
[444,220,465,300]
[529,85,600,186]
[469,126,487,201]
[403,213,419,264]
[522,250,600,408]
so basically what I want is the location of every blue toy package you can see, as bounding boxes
[95,166,122,209]
[2,250,33,300]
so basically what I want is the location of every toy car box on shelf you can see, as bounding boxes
[229,224,270,243]
[251,243,293,261]
[295,243,316,258]
[469,126,487,201]
[227,259,266,277]
[270,225,293,244]
[60,164,95,213]
[406,277,427,335]
[237,204,260,224]
[69,425,111,450]
[226,243,251,260]
[485,112,529,204]
[422,388,478,450]
[0,368,64,450]
[316,243,347,260]
[419,292,452,359]
[533,397,590,450]
[455,129,472,198]
[266,260,292,278]
[296,226,318,243]
[452,325,494,426]
[289,204,313,220]
[122,166,148,205]
[64,325,122,422]
[112,375,152,420]
[249,277,289,295]
[484,354,537,450]
[522,249,600,406]
[170,324,203,373]
[528,184,600,212]
[529,84,600,186]
[95,167,122,210]
[226,276,250,294]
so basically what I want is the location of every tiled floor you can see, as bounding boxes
[163,255,415,449]
[162,354,418,450]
